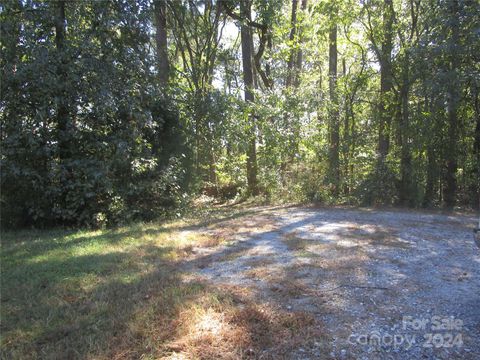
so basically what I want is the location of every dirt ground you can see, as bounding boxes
[181,206,480,359]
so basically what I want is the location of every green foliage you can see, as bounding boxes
[1,1,188,228]
[1,0,479,229]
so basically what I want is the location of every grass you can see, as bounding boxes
[1,220,202,359]
[1,206,321,359]
[342,225,408,249]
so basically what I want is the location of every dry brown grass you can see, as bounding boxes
[269,279,312,298]
[217,247,250,262]
[175,233,226,258]
[342,225,408,248]
[94,265,322,359]
[243,257,276,268]
[242,259,285,281]
[206,214,277,239]
[244,266,276,280]
[160,285,322,360]
[197,234,225,248]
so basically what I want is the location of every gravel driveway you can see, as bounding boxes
[184,206,480,359]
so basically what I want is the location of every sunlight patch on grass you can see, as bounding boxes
[0,216,229,359]
[158,286,322,360]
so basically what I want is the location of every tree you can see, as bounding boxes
[442,0,460,208]
[394,0,421,206]
[2,0,478,228]
[239,0,258,195]
[54,1,74,220]
[377,0,394,165]
[286,0,298,88]
[167,0,225,184]
[154,0,169,87]
[327,1,339,193]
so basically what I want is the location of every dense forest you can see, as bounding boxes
[1,0,479,228]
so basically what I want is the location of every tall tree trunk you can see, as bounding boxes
[240,0,258,195]
[282,0,298,172]
[424,145,436,207]
[349,105,356,196]
[473,83,480,209]
[55,0,73,222]
[207,62,217,186]
[294,0,308,86]
[154,0,169,87]
[377,0,394,164]
[341,58,350,195]
[286,0,298,88]
[327,13,339,194]
[423,91,440,208]
[253,26,272,89]
[282,0,306,174]
[265,33,273,82]
[443,0,460,208]
[398,53,412,206]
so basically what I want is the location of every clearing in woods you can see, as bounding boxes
[1,205,479,359]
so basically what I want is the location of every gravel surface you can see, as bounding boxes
[184,206,480,359]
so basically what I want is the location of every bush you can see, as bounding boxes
[1,100,188,229]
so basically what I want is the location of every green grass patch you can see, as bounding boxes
[0,217,225,359]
